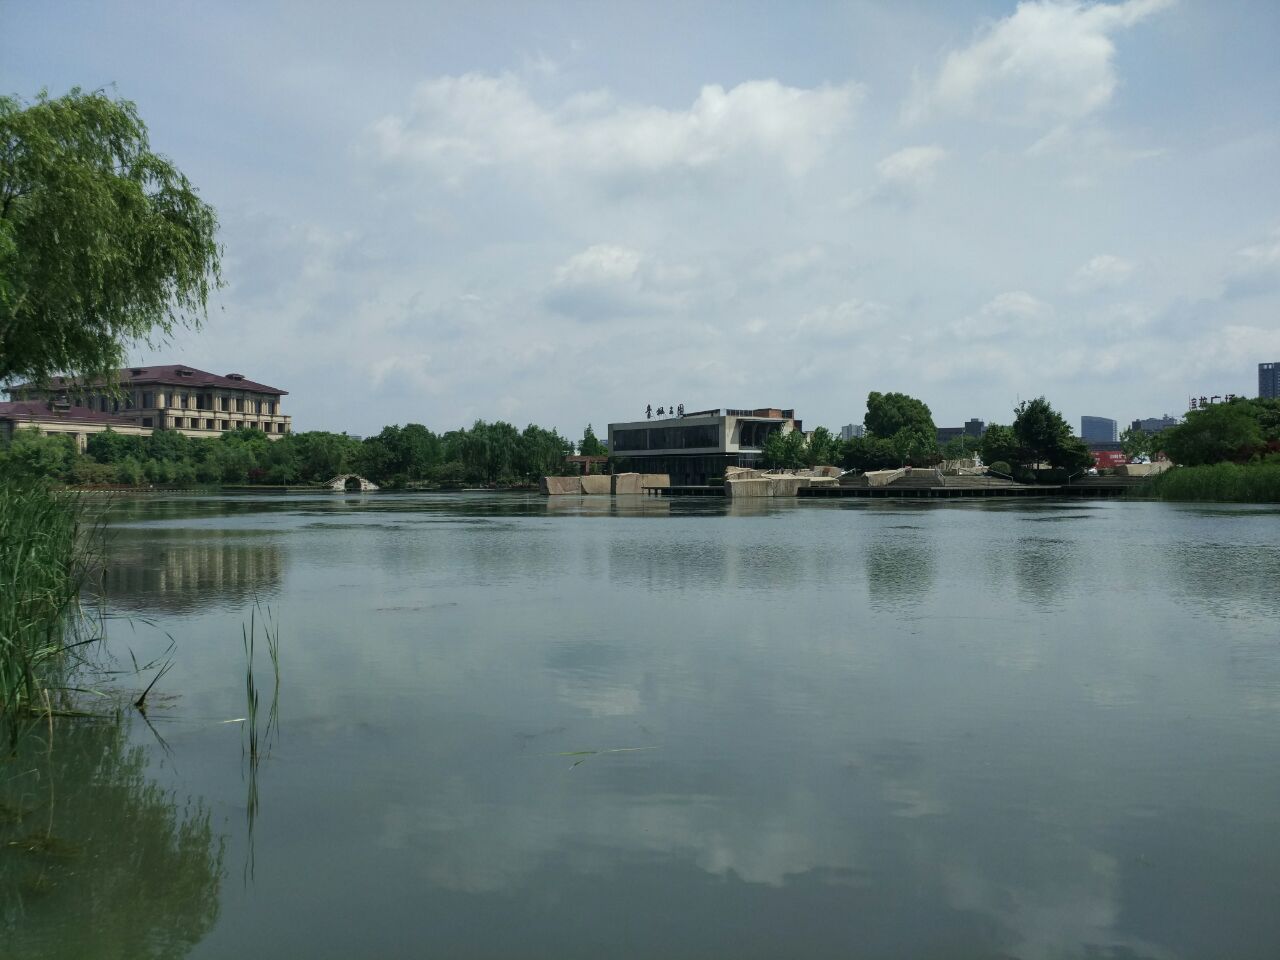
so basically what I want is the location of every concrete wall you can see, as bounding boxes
[725,478,773,498]
[1115,461,1172,477]
[864,469,906,487]
[542,473,672,495]
[540,476,583,495]
[611,473,642,494]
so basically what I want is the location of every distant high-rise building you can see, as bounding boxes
[840,423,865,441]
[1261,362,1279,399]
[1129,416,1179,434]
[964,418,986,437]
[1081,416,1118,442]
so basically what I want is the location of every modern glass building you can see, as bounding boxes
[1080,416,1118,443]
[609,407,802,485]
[1261,362,1279,399]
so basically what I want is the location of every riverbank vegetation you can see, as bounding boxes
[1138,398,1280,502]
[0,419,582,489]
[1143,461,1280,503]
[0,477,99,725]
[1,87,220,725]
[763,393,1088,480]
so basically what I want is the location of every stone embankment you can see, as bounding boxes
[723,466,842,498]
[540,473,669,495]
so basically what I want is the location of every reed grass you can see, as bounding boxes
[241,603,280,883]
[1145,462,1280,503]
[0,477,102,728]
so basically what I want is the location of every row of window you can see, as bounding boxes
[141,417,288,434]
[86,393,278,415]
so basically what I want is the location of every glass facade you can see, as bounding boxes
[613,423,720,452]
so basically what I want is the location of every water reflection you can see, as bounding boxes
[864,536,936,610]
[0,719,223,959]
[103,530,283,613]
[76,495,1280,958]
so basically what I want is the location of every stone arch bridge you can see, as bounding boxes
[325,474,379,492]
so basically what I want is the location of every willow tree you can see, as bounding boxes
[0,89,220,386]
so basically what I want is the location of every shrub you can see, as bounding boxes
[1147,462,1280,502]
[988,461,1011,476]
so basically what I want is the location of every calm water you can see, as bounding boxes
[4,493,1280,959]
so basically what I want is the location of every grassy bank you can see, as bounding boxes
[0,477,100,722]
[1144,462,1280,503]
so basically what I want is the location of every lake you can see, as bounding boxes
[5,493,1280,959]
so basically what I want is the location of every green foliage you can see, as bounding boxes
[803,426,839,467]
[761,429,808,469]
[0,477,97,721]
[840,434,897,471]
[0,89,220,386]
[865,391,936,440]
[579,423,606,456]
[980,424,1019,468]
[1012,397,1092,471]
[85,429,145,464]
[7,419,576,489]
[1119,424,1161,461]
[1146,462,1280,502]
[1159,399,1272,466]
[0,429,78,481]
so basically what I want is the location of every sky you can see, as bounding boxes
[4,0,1279,437]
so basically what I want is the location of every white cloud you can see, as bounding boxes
[794,299,886,340]
[951,291,1052,339]
[907,0,1173,125]
[371,74,862,184]
[1225,228,1280,297]
[877,145,947,188]
[545,243,700,319]
[1072,253,1135,291]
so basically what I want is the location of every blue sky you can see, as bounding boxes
[4,0,1279,436]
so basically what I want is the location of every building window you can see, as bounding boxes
[142,417,153,427]
[220,420,229,431]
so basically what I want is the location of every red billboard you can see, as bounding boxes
[1093,450,1127,468]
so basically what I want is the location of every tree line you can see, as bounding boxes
[761,391,1092,479]
[1133,397,1280,467]
[0,420,606,488]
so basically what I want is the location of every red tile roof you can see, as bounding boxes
[0,401,140,427]
[10,365,287,396]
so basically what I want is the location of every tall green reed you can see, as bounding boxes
[1146,462,1280,503]
[0,476,102,728]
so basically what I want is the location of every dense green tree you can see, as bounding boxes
[803,426,839,467]
[864,391,936,440]
[579,423,606,456]
[518,425,574,481]
[0,428,77,480]
[980,424,1020,468]
[1120,424,1160,461]
[86,429,147,464]
[1160,401,1265,466]
[841,434,900,471]
[146,427,191,463]
[0,89,220,386]
[761,429,807,469]
[1012,397,1092,471]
